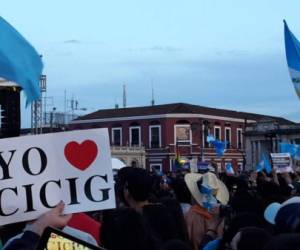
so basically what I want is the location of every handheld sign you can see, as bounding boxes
[36,227,105,250]
[0,128,115,226]
[270,153,293,173]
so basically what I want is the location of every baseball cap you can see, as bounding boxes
[264,197,300,232]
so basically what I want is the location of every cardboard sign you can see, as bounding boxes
[0,129,115,226]
[270,153,293,173]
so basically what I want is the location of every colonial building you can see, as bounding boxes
[68,103,292,172]
[245,118,300,169]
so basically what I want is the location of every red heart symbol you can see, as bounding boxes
[64,140,98,171]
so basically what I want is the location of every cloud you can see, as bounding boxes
[128,46,182,53]
[63,39,81,44]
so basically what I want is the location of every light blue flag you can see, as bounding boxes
[263,154,272,174]
[225,163,235,175]
[0,16,43,104]
[256,159,264,173]
[212,140,226,157]
[284,20,300,99]
[279,142,298,157]
[256,154,272,174]
[206,134,215,143]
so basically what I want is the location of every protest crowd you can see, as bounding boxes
[1,7,300,250]
[1,159,300,250]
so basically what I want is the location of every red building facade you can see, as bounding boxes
[68,103,283,172]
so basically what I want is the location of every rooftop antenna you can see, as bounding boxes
[114,97,119,109]
[123,83,127,108]
[151,79,155,106]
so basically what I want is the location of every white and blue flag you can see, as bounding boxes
[225,163,235,175]
[0,16,43,105]
[284,20,300,98]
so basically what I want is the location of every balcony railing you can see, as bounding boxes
[111,145,145,152]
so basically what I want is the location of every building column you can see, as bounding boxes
[257,140,261,160]
[252,141,257,167]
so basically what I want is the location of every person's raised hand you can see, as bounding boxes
[29,201,72,236]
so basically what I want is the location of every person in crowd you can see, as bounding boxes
[159,239,190,250]
[120,167,185,247]
[264,196,300,233]
[159,197,189,244]
[171,177,192,216]
[228,227,271,250]
[202,212,264,250]
[264,233,300,250]
[101,207,151,250]
[184,172,229,250]
[4,201,72,250]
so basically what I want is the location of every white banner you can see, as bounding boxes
[270,153,293,173]
[0,128,115,226]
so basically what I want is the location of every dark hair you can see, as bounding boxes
[264,234,300,250]
[236,227,271,250]
[115,167,134,205]
[218,212,264,250]
[159,239,190,250]
[159,197,189,243]
[171,178,191,204]
[126,168,152,202]
[100,208,150,250]
[142,203,178,244]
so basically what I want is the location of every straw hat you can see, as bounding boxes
[184,172,229,206]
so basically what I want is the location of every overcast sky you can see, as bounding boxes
[1,1,300,127]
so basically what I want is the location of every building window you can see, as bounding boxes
[237,128,243,149]
[149,125,161,148]
[112,127,122,146]
[175,124,191,145]
[130,126,141,146]
[150,163,162,172]
[225,127,231,148]
[214,126,221,141]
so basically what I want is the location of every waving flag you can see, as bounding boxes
[206,134,227,157]
[207,134,215,143]
[225,163,235,175]
[256,154,272,174]
[280,142,298,157]
[284,20,300,98]
[0,16,43,104]
[280,142,300,160]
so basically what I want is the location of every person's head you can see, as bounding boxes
[230,227,271,250]
[230,184,263,215]
[219,212,264,249]
[115,167,134,206]
[172,178,191,204]
[264,196,300,233]
[264,234,300,250]
[142,203,178,243]
[101,207,150,250]
[159,197,189,243]
[122,167,152,206]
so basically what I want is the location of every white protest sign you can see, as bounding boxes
[0,128,115,226]
[270,153,293,173]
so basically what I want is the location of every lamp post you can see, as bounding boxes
[191,120,210,163]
